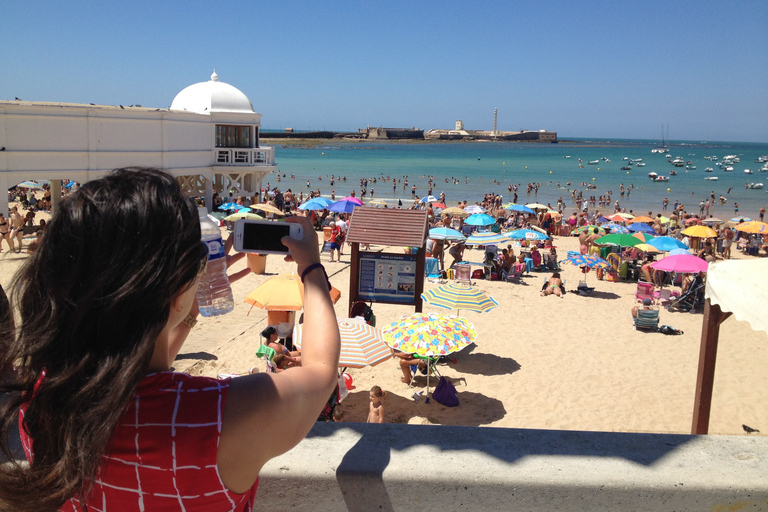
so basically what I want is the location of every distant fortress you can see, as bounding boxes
[262,109,557,142]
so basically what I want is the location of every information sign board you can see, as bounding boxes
[357,252,417,304]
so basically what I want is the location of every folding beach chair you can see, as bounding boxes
[408,355,442,388]
[255,344,278,373]
[635,282,656,304]
[425,257,444,283]
[633,308,660,332]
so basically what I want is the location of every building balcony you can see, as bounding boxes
[214,146,274,166]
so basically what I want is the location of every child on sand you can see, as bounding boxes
[367,385,386,423]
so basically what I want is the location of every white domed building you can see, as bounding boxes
[0,71,276,214]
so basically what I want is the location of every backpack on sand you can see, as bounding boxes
[432,377,459,407]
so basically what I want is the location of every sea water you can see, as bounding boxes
[268,138,768,218]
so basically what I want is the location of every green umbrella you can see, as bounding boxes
[594,233,642,247]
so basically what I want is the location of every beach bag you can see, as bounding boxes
[432,377,459,407]
[472,269,484,280]
[659,325,684,335]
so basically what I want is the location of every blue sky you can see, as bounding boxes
[2,1,767,142]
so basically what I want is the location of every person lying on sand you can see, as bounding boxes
[541,272,564,298]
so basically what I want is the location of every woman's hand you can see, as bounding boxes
[280,216,320,274]
[223,233,251,284]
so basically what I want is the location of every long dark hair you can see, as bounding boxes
[0,168,206,510]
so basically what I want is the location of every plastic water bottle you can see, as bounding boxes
[196,207,234,316]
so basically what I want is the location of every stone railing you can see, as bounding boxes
[257,423,768,511]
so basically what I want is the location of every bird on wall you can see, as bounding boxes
[743,424,760,434]
[15,97,21,101]
[119,105,124,109]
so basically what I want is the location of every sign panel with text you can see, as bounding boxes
[357,252,417,305]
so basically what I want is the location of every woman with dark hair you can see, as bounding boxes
[0,168,340,511]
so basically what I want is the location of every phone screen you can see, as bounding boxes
[242,222,291,252]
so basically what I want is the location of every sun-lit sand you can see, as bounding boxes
[2,206,765,437]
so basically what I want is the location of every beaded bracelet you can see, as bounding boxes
[300,263,332,291]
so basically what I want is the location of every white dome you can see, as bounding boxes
[170,70,254,114]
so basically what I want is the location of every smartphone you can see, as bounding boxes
[233,219,303,254]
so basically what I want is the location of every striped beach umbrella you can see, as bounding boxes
[631,232,656,242]
[421,283,498,314]
[573,225,606,236]
[294,318,391,369]
[465,231,509,246]
[464,204,486,214]
[604,223,630,234]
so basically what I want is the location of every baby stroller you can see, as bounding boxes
[349,300,376,326]
[666,276,705,313]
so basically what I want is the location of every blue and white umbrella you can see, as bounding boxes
[17,181,44,190]
[505,229,549,241]
[604,223,630,234]
[220,202,245,211]
[420,195,439,203]
[464,205,486,214]
[464,214,496,226]
[298,197,333,210]
[428,228,466,241]
[465,231,509,246]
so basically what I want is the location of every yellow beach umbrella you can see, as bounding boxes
[223,211,264,222]
[244,273,341,311]
[250,203,285,216]
[441,207,469,217]
[734,221,768,234]
[635,243,661,254]
[525,203,549,210]
[682,225,717,238]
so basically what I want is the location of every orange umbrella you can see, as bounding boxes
[628,216,654,223]
[682,225,717,238]
[734,221,768,234]
[632,232,656,242]
[244,273,341,311]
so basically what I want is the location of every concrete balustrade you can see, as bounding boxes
[257,423,768,511]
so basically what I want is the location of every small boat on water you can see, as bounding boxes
[705,167,714,172]
[745,169,753,174]
[636,162,646,167]
[746,183,763,189]
[588,160,599,165]
[725,166,734,172]
[670,171,677,176]
[686,165,697,170]
[621,166,632,171]
[705,176,719,181]
[653,176,669,182]
[564,155,571,159]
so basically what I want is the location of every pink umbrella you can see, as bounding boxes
[341,196,364,206]
[650,254,709,274]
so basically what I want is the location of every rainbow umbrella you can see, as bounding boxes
[734,221,768,234]
[383,313,476,401]
[559,254,610,284]
[293,318,390,369]
[604,223,630,234]
[420,283,498,315]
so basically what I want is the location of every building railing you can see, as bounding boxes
[214,146,274,166]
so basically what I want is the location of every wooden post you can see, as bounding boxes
[414,247,425,313]
[348,242,360,316]
[691,299,731,435]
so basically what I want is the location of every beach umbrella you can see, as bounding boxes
[465,231,509,246]
[298,197,333,210]
[669,248,692,256]
[729,217,752,223]
[604,223,630,234]
[17,181,44,189]
[594,233,641,247]
[506,229,549,241]
[220,202,244,211]
[420,195,439,203]
[658,216,671,224]
[734,221,768,234]
[383,312,477,401]
[223,211,264,222]
[632,232,656,243]
[293,318,390,369]
[420,282,498,315]
[525,203,549,210]
[597,216,614,223]
[440,207,469,217]
[464,213,496,226]
[635,243,661,254]
[250,203,285,216]
[428,227,466,241]
[369,199,388,206]
[606,214,631,222]
[628,216,654,224]
[701,217,724,224]
[341,196,364,206]
[244,273,341,311]
[682,225,717,238]
[432,202,447,209]
[651,254,709,274]
[627,223,657,234]
[463,205,486,214]
[505,204,536,214]
[573,225,606,236]
[328,199,360,214]
[559,254,610,284]
[647,236,688,252]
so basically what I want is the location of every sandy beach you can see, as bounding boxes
[2,209,765,437]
